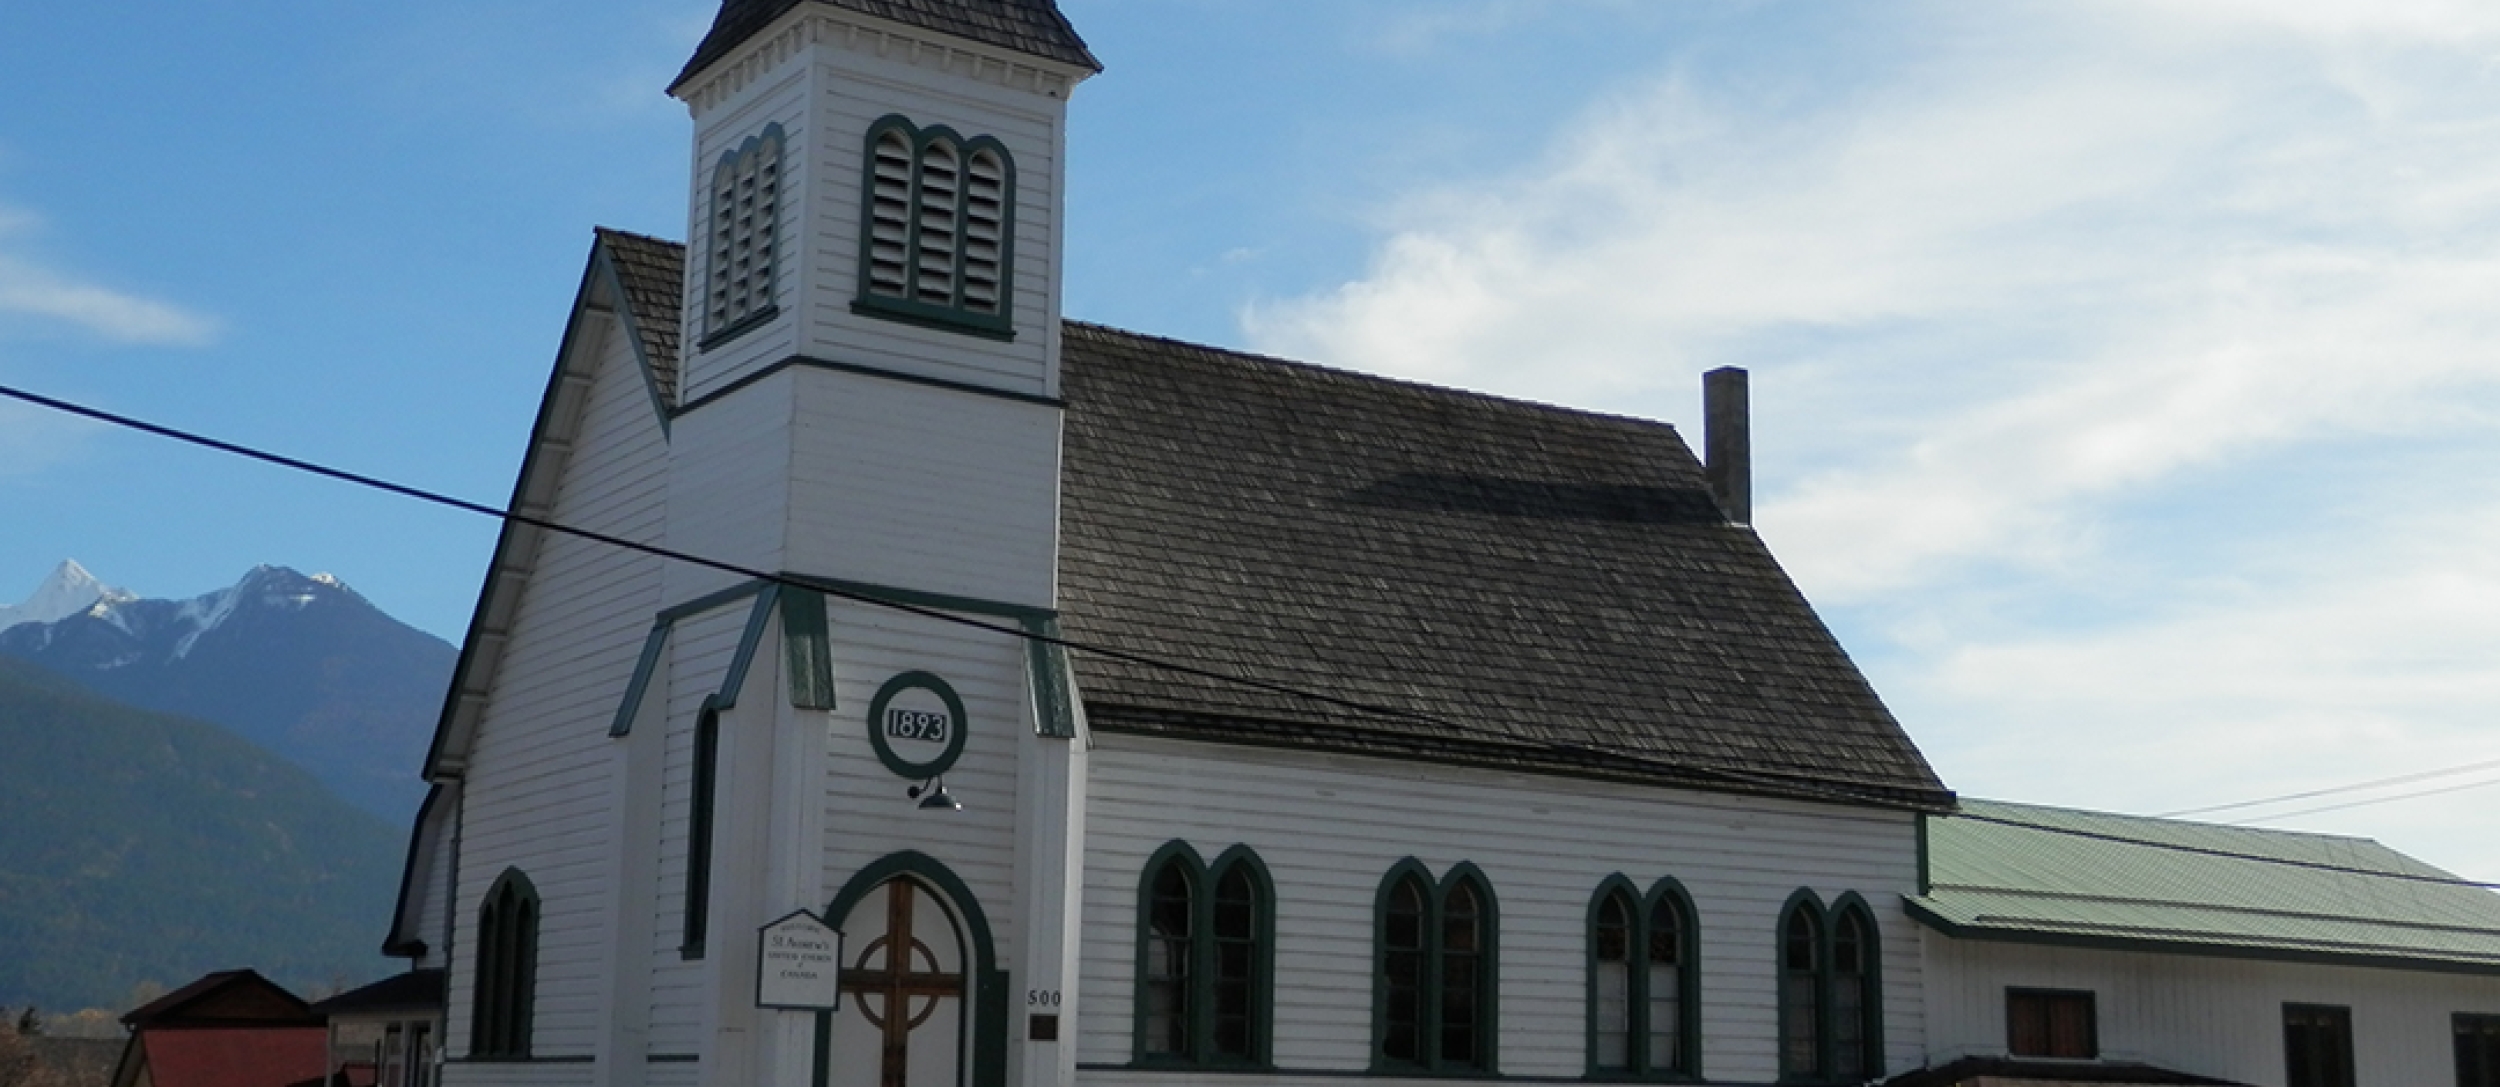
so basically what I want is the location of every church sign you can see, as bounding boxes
[756,909,844,1011]
[867,671,968,780]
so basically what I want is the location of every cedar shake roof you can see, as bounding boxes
[1057,323,1950,808]
[595,229,684,406]
[524,235,1952,810]
[672,0,1101,93]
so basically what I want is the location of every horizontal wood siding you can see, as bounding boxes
[645,606,748,1058]
[1924,933,2500,1086]
[798,47,1063,397]
[784,367,1060,606]
[449,315,667,1079]
[662,369,795,598]
[820,601,1038,968]
[1078,737,1925,1083]
[681,60,810,405]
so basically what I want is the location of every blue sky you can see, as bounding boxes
[4,1,2500,880]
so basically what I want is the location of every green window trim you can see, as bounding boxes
[680,699,722,960]
[1776,891,1884,1084]
[1131,842,1276,1069]
[1585,875,1702,1080]
[1371,859,1500,1076]
[854,114,1017,341]
[471,868,539,1058]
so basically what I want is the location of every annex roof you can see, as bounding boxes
[120,969,319,1030]
[1909,798,2500,974]
[672,0,1101,93]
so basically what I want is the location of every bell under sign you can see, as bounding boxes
[756,909,843,1011]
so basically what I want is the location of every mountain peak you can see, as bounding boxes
[0,559,131,633]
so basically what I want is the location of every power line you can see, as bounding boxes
[2158,756,2500,818]
[7,380,2499,894]
[2248,774,2500,822]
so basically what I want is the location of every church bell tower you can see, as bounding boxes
[655,4,1099,1087]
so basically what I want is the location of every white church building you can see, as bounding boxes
[377,3,2500,1087]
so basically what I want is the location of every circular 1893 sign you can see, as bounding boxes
[866,671,968,780]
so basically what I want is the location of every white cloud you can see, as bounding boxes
[1249,0,2500,875]
[0,209,217,346]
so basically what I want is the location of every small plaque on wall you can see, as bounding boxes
[756,909,843,1011]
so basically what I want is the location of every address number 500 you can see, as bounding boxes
[1027,990,1061,1007]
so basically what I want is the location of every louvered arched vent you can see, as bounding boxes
[854,115,1016,339]
[703,124,783,347]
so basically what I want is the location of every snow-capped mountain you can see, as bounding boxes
[0,559,134,632]
[0,563,453,823]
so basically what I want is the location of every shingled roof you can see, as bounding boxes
[595,229,684,406]
[1057,323,1950,808]
[672,0,1100,93]
[547,235,1952,810]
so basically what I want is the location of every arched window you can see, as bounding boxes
[471,868,538,1058]
[679,701,721,959]
[703,124,783,347]
[1373,861,1498,1073]
[1133,843,1272,1067]
[1777,892,1884,1082]
[1589,876,1699,1078]
[856,115,1016,340]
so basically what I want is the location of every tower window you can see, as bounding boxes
[854,115,1016,340]
[703,124,783,348]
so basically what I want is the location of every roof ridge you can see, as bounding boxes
[1062,320,1687,437]
[1923,883,2500,936]
[593,225,683,249]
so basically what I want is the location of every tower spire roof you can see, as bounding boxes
[671,0,1100,93]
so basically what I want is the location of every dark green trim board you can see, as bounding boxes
[780,588,836,710]
[1025,615,1077,738]
[822,852,1010,1087]
[1902,897,2500,977]
[674,353,1065,417]
[472,868,540,1059]
[589,243,676,436]
[790,572,1056,623]
[1129,842,1276,1070]
[715,585,783,710]
[610,623,673,737]
[854,115,1018,341]
[1583,875,1703,1081]
[697,304,781,352]
[1915,815,1931,898]
[1371,859,1500,1076]
[680,699,722,960]
[658,579,774,623]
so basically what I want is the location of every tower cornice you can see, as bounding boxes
[674,7,1093,113]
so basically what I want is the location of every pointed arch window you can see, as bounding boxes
[702,124,783,349]
[1133,843,1274,1068]
[471,868,539,1059]
[1777,892,1883,1083]
[856,115,1015,340]
[1374,861,1498,1074]
[1590,877,1700,1078]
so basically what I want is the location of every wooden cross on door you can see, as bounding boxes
[839,881,964,1087]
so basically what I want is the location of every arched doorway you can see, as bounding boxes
[820,853,1005,1087]
[831,877,966,1087]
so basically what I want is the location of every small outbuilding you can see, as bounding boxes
[109,970,326,1087]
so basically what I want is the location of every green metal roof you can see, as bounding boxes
[1907,798,2500,975]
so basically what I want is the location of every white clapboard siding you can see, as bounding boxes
[445,313,668,1084]
[645,604,751,1058]
[1076,736,1926,1084]
[661,368,797,592]
[818,601,1038,965]
[783,367,1060,607]
[1924,933,2500,1086]
[679,62,810,405]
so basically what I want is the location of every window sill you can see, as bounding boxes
[698,305,780,353]
[852,295,1015,342]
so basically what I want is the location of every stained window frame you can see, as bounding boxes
[470,867,539,1059]
[2459,1012,2500,1087]
[1776,890,1884,1083]
[853,114,1018,342]
[1131,841,1275,1070]
[700,123,785,350]
[1586,875,1702,1080]
[1371,859,1501,1075]
[2283,1003,2355,1087]
[2006,988,2097,1059]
